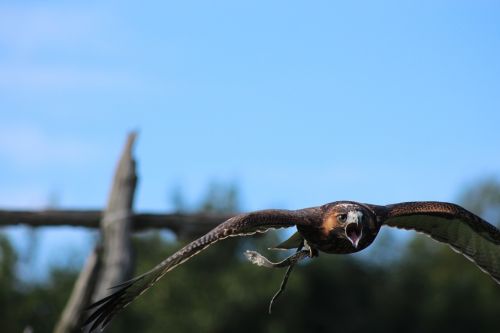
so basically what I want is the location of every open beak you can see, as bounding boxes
[345,222,363,249]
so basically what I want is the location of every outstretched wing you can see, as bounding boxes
[84,207,321,332]
[382,201,500,283]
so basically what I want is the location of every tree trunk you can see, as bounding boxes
[91,132,138,301]
[53,246,101,333]
[53,132,138,333]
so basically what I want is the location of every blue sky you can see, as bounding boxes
[1,0,500,278]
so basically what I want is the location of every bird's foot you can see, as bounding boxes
[244,250,273,267]
[244,249,310,268]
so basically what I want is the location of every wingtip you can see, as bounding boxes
[82,281,136,332]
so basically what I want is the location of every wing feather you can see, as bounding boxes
[383,201,500,284]
[83,207,321,332]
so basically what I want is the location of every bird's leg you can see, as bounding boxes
[268,242,314,314]
[267,261,295,314]
[244,241,315,314]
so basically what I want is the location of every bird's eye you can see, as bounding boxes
[337,214,347,223]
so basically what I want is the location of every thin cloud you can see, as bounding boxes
[0,3,104,55]
[0,124,101,168]
[0,64,143,91]
[0,3,146,92]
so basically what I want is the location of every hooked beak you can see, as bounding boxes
[345,221,363,249]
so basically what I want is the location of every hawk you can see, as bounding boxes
[84,201,500,332]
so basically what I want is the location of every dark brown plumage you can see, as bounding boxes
[83,201,500,332]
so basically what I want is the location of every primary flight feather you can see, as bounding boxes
[84,201,500,332]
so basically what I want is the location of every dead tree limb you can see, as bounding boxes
[54,132,138,333]
[53,246,102,333]
[0,210,232,237]
[91,132,138,301]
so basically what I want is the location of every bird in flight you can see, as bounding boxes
[84,201,500,332]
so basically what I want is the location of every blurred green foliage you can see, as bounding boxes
[1,181,500,332]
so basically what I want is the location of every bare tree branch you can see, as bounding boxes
[91,132,137,302]
[0,210,232,237]
[54,246,102,333]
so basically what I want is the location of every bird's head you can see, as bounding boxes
[322,202,379,250]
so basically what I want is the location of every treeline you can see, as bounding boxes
[1,180,500,333]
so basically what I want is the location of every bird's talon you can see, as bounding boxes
[244,250,268,267]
